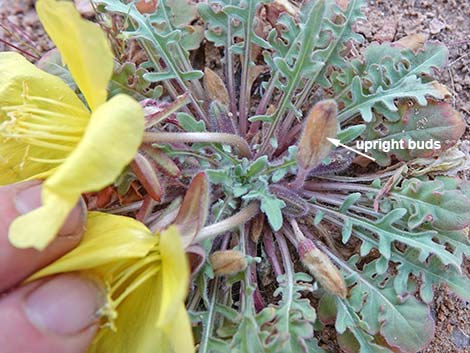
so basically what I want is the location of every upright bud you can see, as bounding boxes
[174,173,210,247]
[297,239,347,298]
[297,100,338,171]
[130,152,163,202]
[210,250,247,276]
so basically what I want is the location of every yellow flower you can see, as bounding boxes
[0,0,144,250]
[30,212,195,353]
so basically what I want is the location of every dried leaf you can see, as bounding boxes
[250,213,265,243]
[336,0,349,11]
[297,100,338,171]
[134,0,158,13]
[429,81,451,99]
[187,244,206,277]
[74,0,94,17]
[204,67,230,106]
[394,33,427,51]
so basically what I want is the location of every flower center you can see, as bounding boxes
[0,83,89,165]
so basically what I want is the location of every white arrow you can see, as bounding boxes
[327,138,376,162]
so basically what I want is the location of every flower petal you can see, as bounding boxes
[9,94,144,250]
[162,303,195,353]
[29,212,156,281]
[156,226,194,352]
[0,52,88,184]
[89,274,168,353]
[36,0,114,111]
[0,52,86,109]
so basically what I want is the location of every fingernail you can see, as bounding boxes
[15,184,86,236]
[24,274,105,335]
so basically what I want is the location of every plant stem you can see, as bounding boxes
[263,229,283,278]
[143,132,252,158]
[0,38,39,60]
[198,276,220,353]
[196,202,260,242]
[237,0,258,137]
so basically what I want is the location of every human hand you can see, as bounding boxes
[0,181,103,353]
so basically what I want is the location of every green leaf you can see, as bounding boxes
[393,248,470,304]
[260,272,324,353]
[336,41,449,123]
[346,260,434,353]
[339,193,361,213]
[390,178,470,231]
[334,298,393,353]
[363,102,466,166]
[110,62,161,100]
[314,197,462,271]
[259,194,285,231]
[36,49,77,90]
[337,125,366,144]
[97,0,204,89]
[246,156,268,177]
[177,112,207,132]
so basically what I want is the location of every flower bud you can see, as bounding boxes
[297,100,338,171]
[210,250,247,276]
[297,239,347,298]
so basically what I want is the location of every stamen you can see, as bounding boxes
[113,265,161,306]
[2,105,89,121]
[110,253,161,294]
[0,83,88,155]
[17,138,75,152]
[10,128,82,142]
[28,156,67,164]
[19,121,86,133]
[18,145,30,171]
[26,94,90,116]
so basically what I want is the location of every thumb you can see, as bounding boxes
[0,274,103,353]
[0,181,86,292]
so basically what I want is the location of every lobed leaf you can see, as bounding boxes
[363,102,465,166]
[346,260,435,353]
[389,178,470,231]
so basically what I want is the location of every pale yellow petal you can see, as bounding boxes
[36,0,114,111]
[163,303,195,353]
[9,94,144,250]
[89,273,167,353]
[157,226,190,326]
[29,212,156,281]
[0,52,86,108]
[156,226,194,352]
[0,52,89,184]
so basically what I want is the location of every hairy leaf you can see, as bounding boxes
[393,248,470,304]
[346,259,434,353]
[389,178,470,231]
[334,297,393,353]
[337,42,449,123]
[96,0,203,83]
[364,102,465,166]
